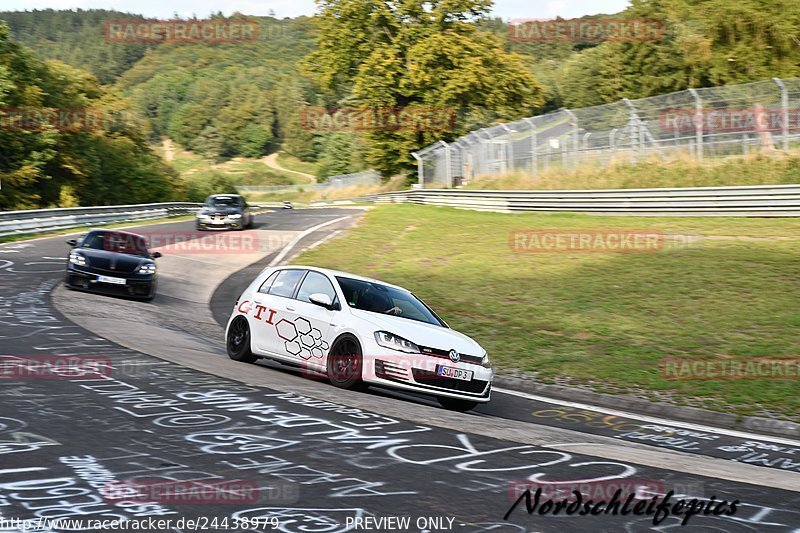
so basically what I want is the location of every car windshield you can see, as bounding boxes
[335,276,445,327]
[81,231,149,256]
[205,196,239,207]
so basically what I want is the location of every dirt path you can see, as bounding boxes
[162,138,175,162]
[262,152,316,182]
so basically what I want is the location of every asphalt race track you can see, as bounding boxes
[0,208,798,533]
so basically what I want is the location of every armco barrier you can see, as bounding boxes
[0,202,201,238]
[370,184,800,216]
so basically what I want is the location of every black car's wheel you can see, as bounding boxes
[227,316,257,363]
[326,335,364,390]
[438,397,479,412]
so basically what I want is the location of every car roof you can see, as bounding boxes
[85,228,146,238]
[273,265,409,292]
[208,194,242,199]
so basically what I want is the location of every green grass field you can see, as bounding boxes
[295,204,800,422]
[274,152,320,177]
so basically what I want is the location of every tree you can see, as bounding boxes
[316,132,361,178]
[0,21,177,209]
[303,0,545,176]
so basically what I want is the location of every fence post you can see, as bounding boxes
[622,99,638,164]
[411,151,424,187]
[476,128,492,176]
[440,140,452,188]
[773,78,790,152]
[501,124,515,172]
[688,88,703,161]
[563,108,579,169]
[523,117,537,177]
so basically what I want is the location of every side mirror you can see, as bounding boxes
[309,293,337,311]
[66,239,78,246]
[152,252,162,259]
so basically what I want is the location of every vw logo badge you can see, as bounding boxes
[448,349,460,363]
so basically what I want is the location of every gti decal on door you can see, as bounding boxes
[238,301,328,359]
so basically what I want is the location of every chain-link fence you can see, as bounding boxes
[413,78,800,187]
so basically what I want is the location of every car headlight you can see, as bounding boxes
[374,331,420,354]
[228,214,242,219]
[138,263,156,275]
[481,350,491,368]
[69,252,87,266]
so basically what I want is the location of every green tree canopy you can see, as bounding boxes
[303,0,545,176]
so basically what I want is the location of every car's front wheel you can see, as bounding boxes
[326,335,364,390]
[227,316,257,363]
[438,397,479,412]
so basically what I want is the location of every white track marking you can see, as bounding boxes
[268,216,351,267]
[495,386,800,446]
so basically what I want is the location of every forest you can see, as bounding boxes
[1,0,798,208]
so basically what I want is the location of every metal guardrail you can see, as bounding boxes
[3,184,796,239]
[0,202,201,238]
[369,184,800,216]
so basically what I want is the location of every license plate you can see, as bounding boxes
[437,365,473,381]
[212,218,225,224]
[97,275,126,285]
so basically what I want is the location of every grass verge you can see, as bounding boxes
[294,204,800,422]
[465,151,800,190]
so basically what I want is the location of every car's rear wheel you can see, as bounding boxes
[438,397,479,412]
[227,316,257,363]
[326,335,364,390]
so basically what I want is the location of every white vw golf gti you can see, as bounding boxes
[225,266,493,411]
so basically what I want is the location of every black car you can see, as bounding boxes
[196,194,254,230]
[64,230,161,300]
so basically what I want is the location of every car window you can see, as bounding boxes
[258,271,279,294]
[268,269,305,298]
[81,231,149,257]
[335,276,445,326]
[205,196,238,207]
[297,271,337,304]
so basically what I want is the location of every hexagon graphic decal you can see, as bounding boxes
[296,317,312,335]
[276,319,298,341]
[300,333,316,348]
[285,340,302,356]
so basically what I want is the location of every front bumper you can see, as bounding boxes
[196,216,243,230]
[361,347,493,402]
[65,266,156,298]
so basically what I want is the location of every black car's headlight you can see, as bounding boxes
[374,331,420,354]
[228,214,242,219]
[138,263,156,275]
[69,252,87,266]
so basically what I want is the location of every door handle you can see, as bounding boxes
[286,306,296,312]
[253,296,264,305]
